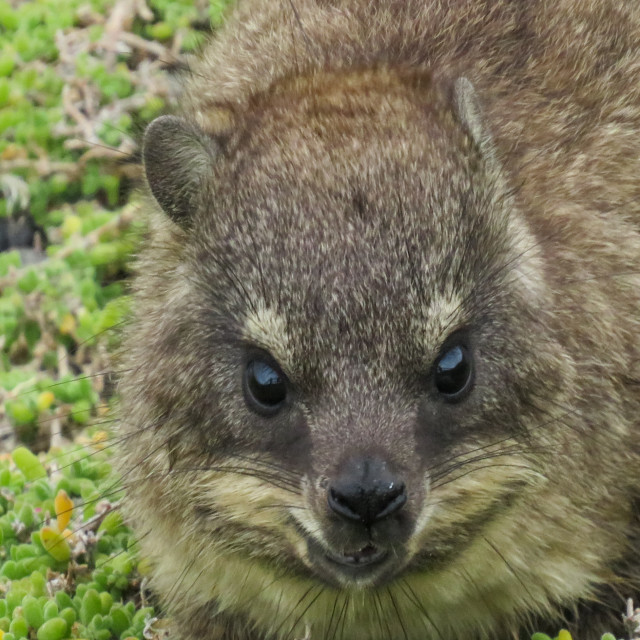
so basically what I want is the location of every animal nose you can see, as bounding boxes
[327,457,407,525]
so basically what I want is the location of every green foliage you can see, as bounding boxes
[0,443,162,640]
[0,0,232,447]
[0,0,231,228]
[530,632,622,640]
[0,239,136,444]
[0,0,228,635]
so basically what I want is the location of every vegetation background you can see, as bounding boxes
[0,1,229,638]
[0,0,636,639]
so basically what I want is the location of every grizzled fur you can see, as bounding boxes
[119,1,640,639]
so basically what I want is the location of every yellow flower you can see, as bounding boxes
[55,489,73,532]
[41,526,71,562]
[59,313,76,335]
[36,391,55,412]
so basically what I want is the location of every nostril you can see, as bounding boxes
[327,460,408,525]
[375,482,407,520]
[328,487,362,522]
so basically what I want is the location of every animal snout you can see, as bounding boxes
[327,457,407,526]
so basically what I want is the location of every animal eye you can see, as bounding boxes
[244,359,287,414]
[434,344,473,400]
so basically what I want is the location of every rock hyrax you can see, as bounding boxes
[120,1,640,638]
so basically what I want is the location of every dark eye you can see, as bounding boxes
[434,344,473,400]
[244,359,287,415]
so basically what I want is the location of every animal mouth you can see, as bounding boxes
[303,535,397,586]
[324,543,388,568]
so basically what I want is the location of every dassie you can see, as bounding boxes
[119,0,640,638]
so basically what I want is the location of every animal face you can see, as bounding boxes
[121,69,620,639]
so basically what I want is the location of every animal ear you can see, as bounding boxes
[452,77,495,159]
[142,115,219,227]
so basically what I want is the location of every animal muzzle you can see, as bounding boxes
[327,456,407,526]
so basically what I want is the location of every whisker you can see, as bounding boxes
[398,578,445,640]
[15,369,133,398]
[325,591,341,640]
[337,593,350,640]
[371,588,389,639]
[286,0,315,60]
[431,462,542,493]
[163,553,200,608]
[387,586,410,640]
[272,584,316,637]
[285,586,323,640]
[483,535,537,603]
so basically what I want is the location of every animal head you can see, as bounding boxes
[121,70,612,639]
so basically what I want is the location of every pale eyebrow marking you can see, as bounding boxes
[243,302,295,373]
[412,292,467,354]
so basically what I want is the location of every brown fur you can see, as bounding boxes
[119,1,640,639]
